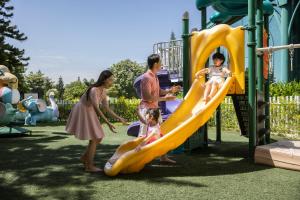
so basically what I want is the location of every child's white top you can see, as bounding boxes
[209,65,225,78]
[208,65,228,83]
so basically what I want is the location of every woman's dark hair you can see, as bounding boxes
[212,52,225,65]
[147,54,160,69]
[146,108,160,122]
[86,70,113,101]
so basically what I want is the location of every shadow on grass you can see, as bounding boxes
[21,121,68,127]
[0,178,35,200]
[0,133,113,200]
[115,140,271,183]
[0,131,272,200]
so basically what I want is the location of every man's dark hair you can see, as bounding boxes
[212,52,225,65]
[147,54,160,69]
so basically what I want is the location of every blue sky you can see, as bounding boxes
[9,1,283,83]
[10,0,213,83]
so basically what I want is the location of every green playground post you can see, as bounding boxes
[201,7,209,147]
[256,0,265,145]
[182,11,190,96]
[216,105,221,143]
[248,0,257,158]
[201,8,206,31]
[264,14,270,144]
[181,11,190,153]
[256,0,264,92]
[280,2,290,82]
[216,47,221,143]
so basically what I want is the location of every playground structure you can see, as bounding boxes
[131,0,300,151]
[0,65,20,125]
[0,64,59,134]
[15,90,59,126]
[0,65,20,105]
[105,0,300,176]
[105,24,245,176]
[0,65,31,135]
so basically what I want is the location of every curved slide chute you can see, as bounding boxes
[104,24,245,176]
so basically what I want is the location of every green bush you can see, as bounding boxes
[269,97,300,138]
[63,81,87,101]
[108,60,145,98]
[220,103,240,130]
[208,97,300,138]
[176,91,183,99]
[57,96,299,138]
[270,81,300,96]
[106,97,140,122]
[57,102,76,121]
[57,97,140,123]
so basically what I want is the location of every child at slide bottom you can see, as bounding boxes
[135,108,176,163]
[106,108,175,168]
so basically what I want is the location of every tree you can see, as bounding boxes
[83,78,95,87]
[109,59,145,98]
[0,0,29,94]
[26,70,45,98]
[63,79,87,101]
[44,77,55,97]
[56,76,65,100]
[25,70,54,98]
[170,31,176,41]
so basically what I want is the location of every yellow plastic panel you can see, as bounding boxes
[191,24,245,94]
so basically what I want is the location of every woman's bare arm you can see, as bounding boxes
[136,108,147,124]
[102,104,122,121]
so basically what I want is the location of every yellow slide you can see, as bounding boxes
[104,24,245,176]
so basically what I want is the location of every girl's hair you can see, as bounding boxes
[146,108,161,122]
[86,70,113,101]
[212,52,225,65]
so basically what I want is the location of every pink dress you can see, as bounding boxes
[65,87,107,140]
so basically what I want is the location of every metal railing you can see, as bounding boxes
[256,43,300,54]
[153,40,183,82]
[152,41,300,82]
[256,43,300,72]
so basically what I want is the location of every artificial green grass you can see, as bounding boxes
[0,124,299,200]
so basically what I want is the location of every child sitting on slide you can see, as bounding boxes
[135,108,176,163]
[195,52,231,104]
[107,108,175,166]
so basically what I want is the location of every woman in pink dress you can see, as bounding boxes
[66,70,128,172]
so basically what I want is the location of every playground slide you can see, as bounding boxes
[104,75,234,176]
